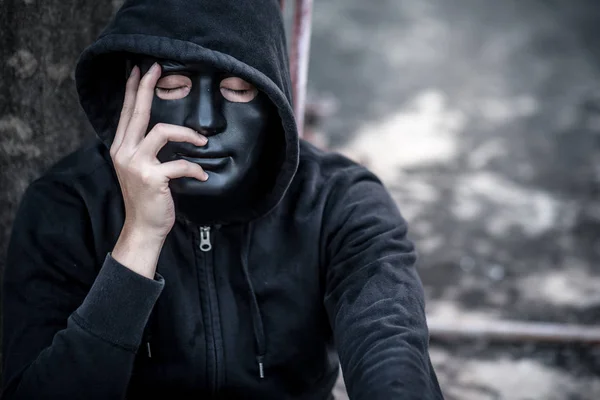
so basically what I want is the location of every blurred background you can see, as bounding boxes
[2,0,600,399]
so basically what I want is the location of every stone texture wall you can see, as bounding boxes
[0,1,122,276]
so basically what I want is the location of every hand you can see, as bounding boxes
[110,62,208,240]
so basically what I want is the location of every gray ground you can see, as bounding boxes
[305,0,600,399]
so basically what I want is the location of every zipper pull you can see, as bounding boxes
[146,342,152,358]
[199,226,212,252]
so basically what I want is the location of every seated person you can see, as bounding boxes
[1,0,443,399]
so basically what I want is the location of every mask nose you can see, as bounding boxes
[185,76,226,137]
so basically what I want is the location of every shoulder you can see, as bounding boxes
[276,140,399,228]
[41,137,113,185]
[293,139,387,198]
[28,137,115,200]
[296,139,380,186]
[19,137,116,223]
[295,140,405,221]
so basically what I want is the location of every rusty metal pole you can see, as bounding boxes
[428,318,600,344]
[290,0,313,139]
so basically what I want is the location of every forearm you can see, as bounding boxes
[2,254,164,399]
[331,295,440,400]
[327,260,442,399]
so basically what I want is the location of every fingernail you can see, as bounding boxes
[202,172,209,181]
[129,65,138,78]
[197,134,208,145]
[149,62,159,73]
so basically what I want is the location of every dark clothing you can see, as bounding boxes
[1,0,443,399]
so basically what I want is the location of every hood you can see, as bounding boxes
[75,0,299,223]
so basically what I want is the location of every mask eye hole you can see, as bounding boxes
[220,77,258,103]
[155,75,192,100]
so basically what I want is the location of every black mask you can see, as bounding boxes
[127,56,279,224]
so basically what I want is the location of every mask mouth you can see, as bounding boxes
[175,151,229,159]
[175,153,231,171]
[170,139,230,158]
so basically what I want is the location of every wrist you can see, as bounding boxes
[121,221,168,246]
[112,223,166,279]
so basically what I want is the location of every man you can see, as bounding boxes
[1,0,443,398]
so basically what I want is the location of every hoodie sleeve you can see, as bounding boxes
[322,167,444,400]
[1,179,164,400]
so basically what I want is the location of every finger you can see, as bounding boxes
[138,123,207,158]
[112,65,140,154]
[121,62,162,149]
[156,159,209,182]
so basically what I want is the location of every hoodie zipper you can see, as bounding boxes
[199,226,212,252]
[198,226,224,394]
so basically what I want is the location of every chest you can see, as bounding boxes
[129,221,334,394]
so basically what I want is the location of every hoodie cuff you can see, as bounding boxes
[73,253,165,351]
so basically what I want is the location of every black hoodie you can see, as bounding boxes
[1,0,443,399]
